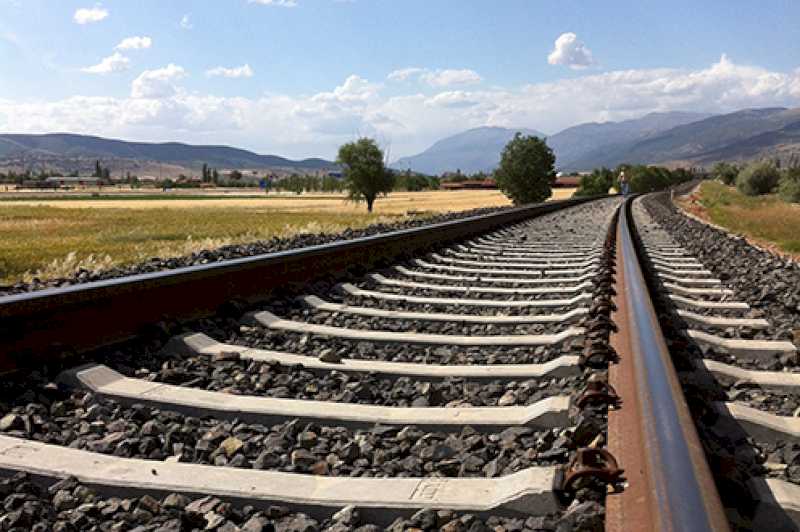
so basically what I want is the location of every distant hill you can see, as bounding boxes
[391,108,800,175]
[604,107,800,168]
[391,126,546,175]
[0,133,336,172]
[547,111,714,171]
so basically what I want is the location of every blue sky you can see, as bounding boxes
[1,0,799,160]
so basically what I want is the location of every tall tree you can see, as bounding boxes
[337,138,395,212]
[494,134,556,205]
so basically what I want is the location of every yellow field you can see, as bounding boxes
[0,188,576,284]
[0,188,575,212]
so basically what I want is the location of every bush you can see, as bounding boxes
[711,161,738,185]
[778,168,800,203]
[736,161,781,196]
[494,133,555,205]
[574,168,613,196]
[627,165,674,193]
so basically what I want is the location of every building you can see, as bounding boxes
[553,175,581,188]
[44,176,101,187]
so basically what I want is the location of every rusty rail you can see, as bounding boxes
[0,197,598,374]
[606,197,729,531]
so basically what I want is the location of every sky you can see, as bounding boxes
[1,0,799,161]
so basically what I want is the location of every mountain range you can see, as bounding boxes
[391,107,800,174]
[392,127,546,176]
[2,106,800,178]
[0,133,335,175]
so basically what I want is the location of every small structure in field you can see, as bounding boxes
[44,176,101,187]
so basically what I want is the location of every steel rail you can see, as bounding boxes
[606,198,729,532]
[0,197,599,374]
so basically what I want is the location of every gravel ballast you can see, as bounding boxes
[631,192,800,530]
[112,348,585,407]
[641,194,799,351]
[0,471,606,532]
[0,388,596,479]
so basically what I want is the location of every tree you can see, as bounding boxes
[778,168,800,203]
[736,161,780,196]
[201,163,209,183]
[712,161,738,185]
[337,138,394,212]
[494,133,555,205]
[574,167,614,196]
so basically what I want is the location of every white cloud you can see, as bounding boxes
[248,0,297,6]
[206,64,254,78]
[3,56,800,160]
[387,67,482,87]
[425,91,481,108]
[387,67,425,82]
[131,64,186,99]
[548,32,595,69]
[81,52,129,74]
[422,69,482,87]
[116,36,152,51]
[180,14,193,30]
[73,6,108,24]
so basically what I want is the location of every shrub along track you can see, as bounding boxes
[0,194,767,531]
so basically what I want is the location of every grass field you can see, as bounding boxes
[0,188,576,284]
[678,181,800,257]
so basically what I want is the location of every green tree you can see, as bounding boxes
[494,133,555,205]
[712,161,739,185]
[736,161,780,196]
[574,167,614,196]
[778,167,800,203]
[337,138,394,212]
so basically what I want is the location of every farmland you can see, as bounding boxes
[0,188,575,284]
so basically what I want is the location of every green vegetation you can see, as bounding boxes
[494,133,555,205]
[393,171,440,192]
[0,205,397,284]
[573,164,694,196]
[337,138,395,212]
[778,168,800,203]
[711,161,739,185]
[624,165,693,193]
[736,161,781,196]
[574,168,614,196]
[688,181,800,254]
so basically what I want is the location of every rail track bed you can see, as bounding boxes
[633,193,800,531]
[1,192,798,531]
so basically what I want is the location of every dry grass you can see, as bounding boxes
[678,181,800,257]
[0,188,576,285]
[0,207,397,284]
[0,189,514,213]
[0,188,576,212]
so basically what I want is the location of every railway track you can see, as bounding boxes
[0,193,797,530]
